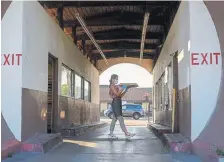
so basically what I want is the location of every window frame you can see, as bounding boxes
[81,77,84,100]
[61,64,74,97]
[84,79,91,102]
[74,73,83,100]
[61,64,92,102]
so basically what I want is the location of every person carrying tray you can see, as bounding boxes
[108,74,136,139]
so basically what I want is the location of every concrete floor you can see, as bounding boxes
[100,116,150,126]
[3,122,201,162]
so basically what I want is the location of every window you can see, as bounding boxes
[61,64,91,101]
[155,83,159,111]
[61,65,73,96]
[84,80,91,101]
[165,67,168,84]
[75,74,82,99]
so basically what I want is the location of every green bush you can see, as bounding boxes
[61,84,68,96]
[216,148,224,156]
[7,152,13,158]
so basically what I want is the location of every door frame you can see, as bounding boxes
[171,50,179,133]
[48,53,58,133]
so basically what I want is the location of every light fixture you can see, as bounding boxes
[60,110,65,119]
[124,51,127,58]
[158,44,163,48]
[140,12,150,62]
[75,13,109,66]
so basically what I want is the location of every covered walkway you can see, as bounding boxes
[3,124,201,162]
[1,1,224,162]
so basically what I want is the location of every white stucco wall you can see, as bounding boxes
[152,1,191,126]
[1,1,100,141]
[21,1,99,104]
[1,1,23,141]
[189,1,222,141]
[3,1,222,143]
[153,1,190,89]
[152,1,222,142]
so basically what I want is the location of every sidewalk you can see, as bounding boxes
[3,124,201,162]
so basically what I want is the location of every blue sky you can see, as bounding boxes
[99,63,153,87]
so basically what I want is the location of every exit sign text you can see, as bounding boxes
[191,53,221,65]
[1,54,22,66]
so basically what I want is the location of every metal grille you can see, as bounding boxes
[47,58,54,133]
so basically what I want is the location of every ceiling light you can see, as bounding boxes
[75,13,109,66]
[140,12,150,62]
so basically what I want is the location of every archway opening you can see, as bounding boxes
[99,63,153,125]
[100,63,152,87]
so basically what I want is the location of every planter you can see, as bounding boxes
[218,157,224,162]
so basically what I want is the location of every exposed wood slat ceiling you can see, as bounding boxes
[42,1,180,61]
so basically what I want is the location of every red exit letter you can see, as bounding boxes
[210,53,213,64]
[213,53,220,64]
[191,53,199,65]
[16,54,22,65]
[201,53,208,65]
[1,54,22,66]
[3,54,10,65]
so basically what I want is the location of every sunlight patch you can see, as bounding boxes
[178,49,184,63]
[63,139,97,148]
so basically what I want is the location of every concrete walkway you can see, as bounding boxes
[3,125,201,162]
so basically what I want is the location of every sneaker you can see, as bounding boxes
[125,132,135,139]
[108,134,118,139]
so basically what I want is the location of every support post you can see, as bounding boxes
[163,6,171,42]
[72,25,77,45]
[82,39,85,55]
[94,57,97,67]
[172,51,179,133]
[88,52,93,60]
[90,57,94,64]
[56,4,64,29]
[40,2,45,7]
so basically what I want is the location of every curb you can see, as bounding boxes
[61,122,108,137]
[148,123,192,154]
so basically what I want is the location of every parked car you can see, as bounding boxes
[104,104,144,120]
